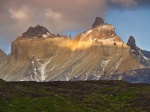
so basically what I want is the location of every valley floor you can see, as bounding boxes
[0,80,150,112]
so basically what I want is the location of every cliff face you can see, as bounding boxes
[0,17,149,83]
[7,37,142,82]
[10,37,66,61]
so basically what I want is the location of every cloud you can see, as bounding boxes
[111,0,137,7]
[0,0,107,36]
[108,0,150,9]
[45,9,63,23]
[0,0,150,53]
[9,6,29,22]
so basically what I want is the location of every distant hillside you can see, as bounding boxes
[0,80,150,112]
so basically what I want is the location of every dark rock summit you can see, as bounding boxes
[92,17,105,28]
[127,36,138,51]
[127,36,150,66]
[127,36,140,56]
[21,25,52,38]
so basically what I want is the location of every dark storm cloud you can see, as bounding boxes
[137,0,150,6]
[108,0,150,8]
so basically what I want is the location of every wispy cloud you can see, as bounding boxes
[9,6,30,22]
[44,9,63,23]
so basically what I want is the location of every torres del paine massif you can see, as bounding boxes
[0,17,150,83]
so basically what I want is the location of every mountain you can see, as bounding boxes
[0,17,150,83]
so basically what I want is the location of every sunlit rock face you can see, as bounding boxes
[10,37,67,61]
[79,24,122,43]
[0,17,150,83]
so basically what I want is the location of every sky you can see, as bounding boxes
[0,0,150,54]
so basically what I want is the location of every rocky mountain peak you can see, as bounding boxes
[92,17,105,29]
[79,17,122,43]
[127,36,137,50]
[127,36,150,66]
[21,25,52,38]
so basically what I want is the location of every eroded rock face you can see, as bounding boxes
[92,17,104,28]
[10,37,67,61]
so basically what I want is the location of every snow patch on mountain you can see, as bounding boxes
[37,57,54,81]
[42,34,48,38]
[101,60,110,71]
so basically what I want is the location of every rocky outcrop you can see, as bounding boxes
[21,25,56,38]
[77,17,122,43]
[127,36,138,50]
[92,17,104,28]
[79,24,122,42]
[127,36,150,66]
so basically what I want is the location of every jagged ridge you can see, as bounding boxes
[21,25,57,38]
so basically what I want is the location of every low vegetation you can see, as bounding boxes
[0,79,150,112]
